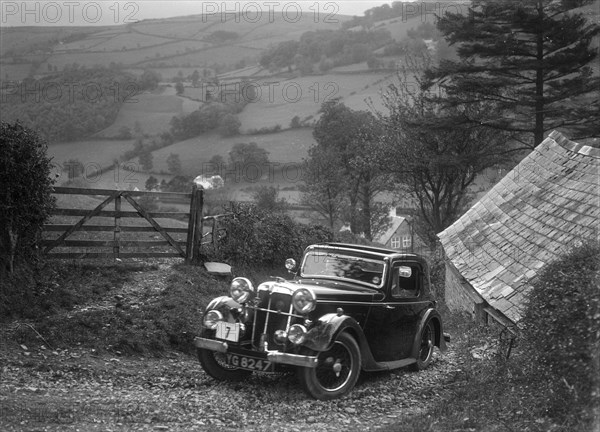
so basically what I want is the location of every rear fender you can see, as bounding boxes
[411,309,447,358]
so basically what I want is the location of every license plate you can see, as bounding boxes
[226,354,273,372]
[215,322,240,342]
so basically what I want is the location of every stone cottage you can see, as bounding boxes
[438,131,599,327]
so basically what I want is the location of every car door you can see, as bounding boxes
[364,261,428,362]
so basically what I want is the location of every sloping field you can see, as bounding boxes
[0,64,32,80]
[148,128,315,176]
[46,139,133,170]
[237,72,395,131]
[97,91,197,137]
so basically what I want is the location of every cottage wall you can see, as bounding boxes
[444,260,486,322]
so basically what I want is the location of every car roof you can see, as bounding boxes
[308,243,428,265]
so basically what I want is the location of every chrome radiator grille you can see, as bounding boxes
[249,286,300,350]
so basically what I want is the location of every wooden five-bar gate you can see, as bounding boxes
[42,185,222,263]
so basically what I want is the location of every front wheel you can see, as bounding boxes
[297,332,361,400]
[410,320,435,371]
[197,348,252,382]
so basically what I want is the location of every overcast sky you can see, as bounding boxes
[0,1,393,27]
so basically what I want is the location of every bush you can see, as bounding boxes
[519,241,600,423]
[0,122,55,276]
[211,202,332,267]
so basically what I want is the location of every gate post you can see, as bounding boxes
[185,184,204,264]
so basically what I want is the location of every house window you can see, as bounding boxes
[402,235,411,248]
[390,236,401,249]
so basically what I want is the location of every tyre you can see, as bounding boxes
[410,320,435,371]
[197,348,253,381]
[297,332,361,400]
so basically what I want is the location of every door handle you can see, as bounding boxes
[384,305,395,310]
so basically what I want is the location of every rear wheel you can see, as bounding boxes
[297,332,361,400]
[410,320,435,371]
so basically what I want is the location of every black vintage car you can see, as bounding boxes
[194,243,449,400]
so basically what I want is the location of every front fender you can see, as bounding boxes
[410,308,447,359]
[201,296,241,331]
[304,313,365,352]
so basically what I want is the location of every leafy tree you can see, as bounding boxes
[218,113,241,137]
[300,145,346,230]
[191,69,200,87]
[145,175,159,191]
[139,151,153,172]
[175,81,184,95]
[430,0,600,146]
[208,154,225,174]
[0,122,55,275]
[228,142,269,169]
[138,69,161,90]
[252,186,288,213]
[312,100,391,240]
[166,153,182,175]
[382,58,509,244]
[161,175,192,192]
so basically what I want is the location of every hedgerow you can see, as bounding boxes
[209,202,333,267]
[519,241,600,424]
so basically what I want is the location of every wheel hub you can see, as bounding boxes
[333,361,342,377]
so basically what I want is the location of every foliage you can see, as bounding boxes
[300,144,346,230]
[259,29,392,71]
[0,67,135,142]
[519,241,600,422]
[252,186,288,212]
[169,103,235,140]
[310,100,391,240]
[145,175,159,191]
[160,175,192,193]
[217,113,241,137]
[175,81,184,95]
[0,122,55,275]
[138,151,153,172]
[430,0,600,146]
[381,56,509,244]
[228,142,269,170]
[211,202,332,267]
[166,153,182,175]
[3,262,228,356]
[137,69,161,91]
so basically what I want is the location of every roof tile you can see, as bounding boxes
[439,131,599,323]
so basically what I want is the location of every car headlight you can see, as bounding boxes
[230,277,255,303]
[203,310,223,330]
[292,288,316,314]
[288,324,307,345]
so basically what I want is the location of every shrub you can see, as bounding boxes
[211,202,332,267]
[0,122,55,276]
[519,241,600,423]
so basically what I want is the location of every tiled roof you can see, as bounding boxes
[374,216,405,245]
[438,131,600,323]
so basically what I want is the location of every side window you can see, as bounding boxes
[390,264,420,298]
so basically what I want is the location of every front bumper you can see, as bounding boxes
[194,337,319,368]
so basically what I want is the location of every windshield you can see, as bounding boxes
[300,251,386,288]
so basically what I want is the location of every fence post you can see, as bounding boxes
[114,193,121,259]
